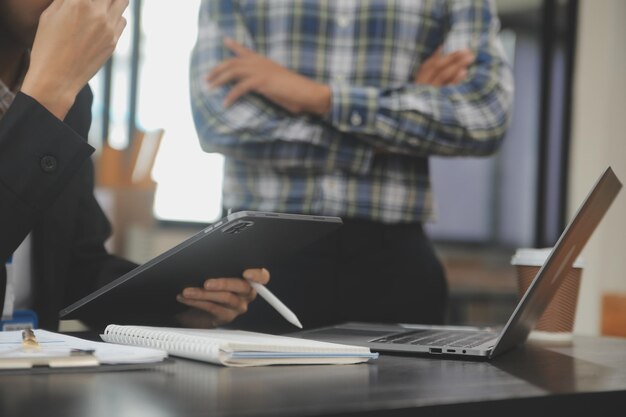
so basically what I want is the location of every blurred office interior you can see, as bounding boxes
[85,0,625,337]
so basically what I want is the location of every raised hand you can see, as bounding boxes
[21,0,129,119]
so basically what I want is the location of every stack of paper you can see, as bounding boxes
[0,330,167,369]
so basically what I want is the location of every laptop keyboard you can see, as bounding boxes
[370,330,498,348]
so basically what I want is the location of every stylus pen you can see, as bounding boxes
[247,281,303,328]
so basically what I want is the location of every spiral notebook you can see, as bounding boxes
[101,325,378,367]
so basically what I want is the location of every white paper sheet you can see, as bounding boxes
[0,330,167,364]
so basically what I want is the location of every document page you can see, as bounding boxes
[0,330,167,365]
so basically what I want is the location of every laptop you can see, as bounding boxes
[295,167,622,359]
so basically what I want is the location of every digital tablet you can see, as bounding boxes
[60,211,342,322]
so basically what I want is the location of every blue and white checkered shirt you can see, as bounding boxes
[190,0,514,224]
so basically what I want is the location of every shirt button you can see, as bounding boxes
[327,178,339,193]
[40,155,58,173]
[350,111,363,127]
[337,15,351,28]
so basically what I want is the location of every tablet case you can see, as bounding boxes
[59,211,342,323]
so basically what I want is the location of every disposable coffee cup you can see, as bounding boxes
[511,248,584,342]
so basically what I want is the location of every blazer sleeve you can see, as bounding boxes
[0,92,95,263]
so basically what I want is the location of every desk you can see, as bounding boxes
[1,335,625,417]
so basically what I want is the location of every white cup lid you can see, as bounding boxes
[511,247,584,268]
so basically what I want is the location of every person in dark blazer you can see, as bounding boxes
[0,0,268,331]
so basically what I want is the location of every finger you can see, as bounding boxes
[181,287,251,311]
[206,60,234,83]
[415,61,434,84]
[223,37,253,56]
[434,49,474,73]
[210,68,252,91]
[114,16,127,42]
[243,268,270,285]
[426,49,474,86]
[414,46,443,83]
[208,68,238,90]
[204,277,255,295]
[450,68,468,85]
[177,297,248,325]
[109,0,129,17]
[430,54,474,86]
[208,61,253,89]
[223,78,258,107]
[430,65,461,86]
[176,297,240,323]
[415,65,434,84]
[428,57,457,87]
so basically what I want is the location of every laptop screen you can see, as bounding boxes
[491,167,622,358]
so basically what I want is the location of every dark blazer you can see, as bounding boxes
[0,87,137,330]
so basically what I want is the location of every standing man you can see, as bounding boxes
[1,0,269,331]
[190,0,514,332]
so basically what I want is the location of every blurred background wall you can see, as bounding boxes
[569,0,626,335]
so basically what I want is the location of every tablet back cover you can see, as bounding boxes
[60,211,342,323]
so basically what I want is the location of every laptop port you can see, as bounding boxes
[446,349,456,353]
[429,348,442,354]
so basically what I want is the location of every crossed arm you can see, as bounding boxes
[208,40,475,116]
[191,0,513,163]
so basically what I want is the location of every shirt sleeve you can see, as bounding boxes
[327,0,514,157]
[189,0,373,175]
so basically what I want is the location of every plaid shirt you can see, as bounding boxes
[190,0,514,224]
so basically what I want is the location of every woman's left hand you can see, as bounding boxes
[176,267,270,328]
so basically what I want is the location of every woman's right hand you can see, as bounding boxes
[21,0,129,120]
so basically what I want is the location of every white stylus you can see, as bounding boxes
[247,281,303,328]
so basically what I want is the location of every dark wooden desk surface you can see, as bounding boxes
[1,335,625,417]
